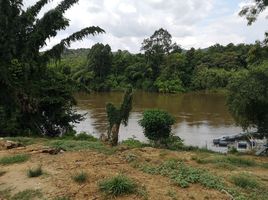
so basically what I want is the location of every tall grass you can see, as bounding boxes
[99,175,137,197]
[0,154,30,165]
[72,171,88,183]
[231,173,260,189]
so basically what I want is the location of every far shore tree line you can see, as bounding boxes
[53,32,268,94]
[0,0,267,145]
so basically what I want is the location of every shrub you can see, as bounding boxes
[162,135,183,150]
[27,166,43,178]
[72,171,88,183]
[0,154,30,165]
[75,132,98,141]
[139,109,175,142]
[231,173,260,189]
[99,175,137,196]
[121,138,147,148]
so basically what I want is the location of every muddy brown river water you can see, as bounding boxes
[74,91,242,148]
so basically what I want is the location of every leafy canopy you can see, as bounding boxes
[227,62,268,136]
[0,0,104,136]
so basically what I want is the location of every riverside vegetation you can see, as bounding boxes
[0,0,268,199]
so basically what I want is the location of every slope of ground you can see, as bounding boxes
[0,138,267,200]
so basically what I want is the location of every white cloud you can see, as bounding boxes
[23,0,268,52]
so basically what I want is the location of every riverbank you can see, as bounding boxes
[0,137,268,200]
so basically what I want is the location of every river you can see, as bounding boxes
[74,91,242,149]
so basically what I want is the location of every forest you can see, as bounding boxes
[51,31,268,93]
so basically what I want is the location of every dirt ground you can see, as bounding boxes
[0,141,267,200]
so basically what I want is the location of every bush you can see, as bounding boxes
[121,138,147,148]
[162,135,184,150]
[74,132,98,141]
[27,166,43,178]
[231,173,260,189]
[99,175,137,196]
[139,109,175,142]
[72,171,88,183]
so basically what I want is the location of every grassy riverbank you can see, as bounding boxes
[0,137,268,200]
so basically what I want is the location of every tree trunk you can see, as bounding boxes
[110,123,120,146]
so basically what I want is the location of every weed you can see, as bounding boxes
[27,166,43,178]
[0,154,30,165]
[49,140,115,155]
[192,155,256,167]
[11,189,42,200]
[99,174,137,197]
[214,162,236,170]
[139,160,224,189]
[166,190,178,200]
[72,171,88,183]
[124,153,138,162]
[121,138,147,148]
[74,132,98,141]
[228,147,239,154]
[231,173,260,189]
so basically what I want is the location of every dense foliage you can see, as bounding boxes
[52,30,268,93]
[0,0,104,136]
[226,1,268,138]
[227,56,268,137]
[139,109,175,142]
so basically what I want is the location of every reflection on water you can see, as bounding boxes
[74,91,242,148]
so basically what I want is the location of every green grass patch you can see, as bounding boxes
[193,155,256,167]
[48,140,115,155]
[5,137,37,146]
[72,171,88,184]
[74,132,98,141]
[140,159,224,189]
[214,162,237,170]
[27,166,43,178]
[11,189,43,200]
[231,173,260,189]
[99,174,137,197]
[260,163,268,169]
[121,138,147,148]
[0,154,30,165]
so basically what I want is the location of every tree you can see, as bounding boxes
[240,0,268,43]
[0,0,104,136]
[88,43,112,80]
[141,28,181,79]
[139,109,175,143]
[106,88,133,146]
[227,62,268,137]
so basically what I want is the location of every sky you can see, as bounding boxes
[24,0,268,53]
